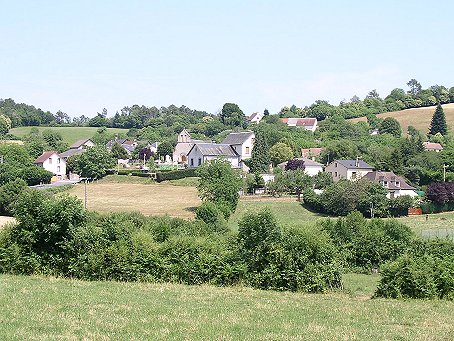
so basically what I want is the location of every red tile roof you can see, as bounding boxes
[34,151,58,164]
[280,118,317,126]
[423,142,443,151]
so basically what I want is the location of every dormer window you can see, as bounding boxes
[335,162,338,167]
[395,181,400,187]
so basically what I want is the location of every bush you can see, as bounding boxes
[389,195,414,217]
[0,179,28,215]
[195,201,228,233]
[156,168,197,182]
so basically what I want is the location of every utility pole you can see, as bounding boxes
[0,155,3,164]
[443,164,449,182]
[370,202,374,218]
[84,178,88,209]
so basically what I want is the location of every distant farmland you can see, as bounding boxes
[10,126,128,144]
[349,103,454,134]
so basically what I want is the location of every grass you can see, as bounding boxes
[228,195,325,231]
[395,211,454,238]
[9,126,128,145]
[1,274,453,340]
[168,177,200,187]
[0,216,15,229]
[67,180,200,219]
[349,103,454,133]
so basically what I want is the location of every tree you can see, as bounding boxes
[0,114,12,135]
[379,117,401,137]
[429,104,448,136]
[157,141,173,158]
[67,146,115,179]
[111,142,129,159]
[220,103,246,127]
[263,109,270,116]
[196,159,242,212]
[249,129,270,173]
[269,142,293,166]
[407,79,422,96]
[366,89,380,99]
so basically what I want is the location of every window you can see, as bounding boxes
[245,147,250,154]
[335,162,338,167]
[395,181,400,187]
[49,158,53,165]
[57,166,61,172]
[384,181,388,186]
[190,158,194,166]
[57,158,61,164]
[351,172,357,178]
[335,172,338,177]
[198,158,202,166]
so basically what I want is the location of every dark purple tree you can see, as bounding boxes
[285,159,305,171]
[427,182,449,204]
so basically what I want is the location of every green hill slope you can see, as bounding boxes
[350,103,454,133]
[10,126,128,144]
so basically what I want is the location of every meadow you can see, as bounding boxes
[349,103,454,133]
[9,126,128,145]
[1,274,453,340]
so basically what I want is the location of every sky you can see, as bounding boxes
[1,0,454,118]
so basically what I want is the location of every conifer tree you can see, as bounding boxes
[429,104,448,135]
[249,130,270,173]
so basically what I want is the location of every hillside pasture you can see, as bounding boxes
[1,274,453,340]
[349,103,454,133]
[68,181,200,218]
[9,126,128,145]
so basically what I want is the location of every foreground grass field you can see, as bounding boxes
[10,126,128,144]
[68,179,201,218]
[0,216,15,229]
[350,103,454,133]
[1,274,453,340]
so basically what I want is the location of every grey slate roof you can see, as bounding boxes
[192,143,239,157]
[335,159,374,169]
[364,171,415,190]
[222,131,254,145]
[59,149,85,159]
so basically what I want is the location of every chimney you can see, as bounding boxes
[355,157,359,168]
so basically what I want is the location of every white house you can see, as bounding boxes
[248,112,264,124]
[423,141,443,152]
[34,151,67,181]
[187,143,240,169]
[280,118,318,132]
[363,171,418,199]
[172,129,210,164]
[325,159,374,182]
[70,139,95,150]
[221,131,255,171]
[277,158,323,176]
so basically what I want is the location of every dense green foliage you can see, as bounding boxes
[155,168,197,182]
[66,146,115,179]
[196,159,242,213]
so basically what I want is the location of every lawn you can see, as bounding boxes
[349,103,454,133]
[1,274,453,340]
[396,211,454,239]
[67,180,201,219]
[228,195,325,230]
[9,126,128,145]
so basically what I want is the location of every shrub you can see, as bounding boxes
[0,179,28,215]
[156,168,197,182]
[195,201,228,233]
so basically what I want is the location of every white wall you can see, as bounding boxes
[187,146,240,169]
[42,153,67,179]
[304,165,323,176]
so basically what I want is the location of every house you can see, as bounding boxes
[325,159,374,182]
[277,158,323,176]
[34,151,67,181]
[187,143,240,169]
[172,129,210,164]
[70,139,95,150]
[106,139,138,155]
[59,148,85,160]
[221,131,255,171]
[364,171,418,199]
[248,112,264,124]
[301,147,324,159]
[423,142,443,152]
[280,118,318,132]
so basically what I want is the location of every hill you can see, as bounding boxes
[349,103,454,134]
[9,126,128,145]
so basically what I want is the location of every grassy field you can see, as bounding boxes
[9,126,128,145]
[349,103,454,133]
[67,179,201,219]
[396,211,454,239]
[228,195,324,230]
[1,274,453,340]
